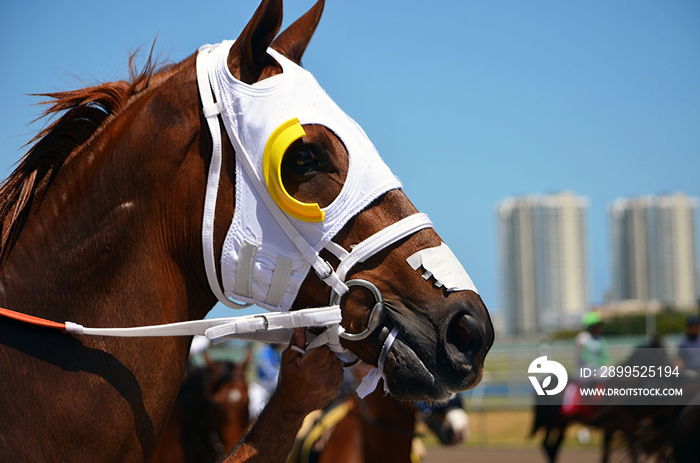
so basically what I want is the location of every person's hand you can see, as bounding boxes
[271,328,343,418]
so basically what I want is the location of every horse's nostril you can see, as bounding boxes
[446,314,474,354]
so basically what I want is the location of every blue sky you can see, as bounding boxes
[1,1,699,321]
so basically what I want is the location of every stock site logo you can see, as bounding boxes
[528,356,568,396]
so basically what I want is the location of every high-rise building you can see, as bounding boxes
[497,192,589,334]
[609,193,698,309]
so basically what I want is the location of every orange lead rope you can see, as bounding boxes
[0,306,66,331]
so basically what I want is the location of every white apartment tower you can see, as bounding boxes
[497,192,589,334]
[609,193,698,309]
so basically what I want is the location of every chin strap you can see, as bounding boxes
[355,327,399,398]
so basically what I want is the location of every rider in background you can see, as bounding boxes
[574,311,611,382]
[677,314,700,373]
[562,311,609,420]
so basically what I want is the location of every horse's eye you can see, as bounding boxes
[291,149,315,169]
[284,145,327,176]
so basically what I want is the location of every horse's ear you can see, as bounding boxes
[271,0,325,65]
[228,0,284,83]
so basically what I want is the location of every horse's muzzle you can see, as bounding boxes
[383,291,494,401]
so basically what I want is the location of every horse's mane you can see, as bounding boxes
[0,48,170,264]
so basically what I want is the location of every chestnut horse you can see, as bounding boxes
[0,0,493,461]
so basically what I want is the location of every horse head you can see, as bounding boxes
[0,0,493,458]
[422,401,470,446]
[204,0,494,401]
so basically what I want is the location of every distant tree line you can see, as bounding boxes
[552,307,699,340]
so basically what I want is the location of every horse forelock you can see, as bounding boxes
[0,47,176,264]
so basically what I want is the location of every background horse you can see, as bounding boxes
[0,0,493,460]
[289,366,469,463]
[531,342,699,462]
[153,353,250,463]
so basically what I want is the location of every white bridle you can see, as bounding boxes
[54,43,475,398]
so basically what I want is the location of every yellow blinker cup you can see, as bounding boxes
[263,118,325,222]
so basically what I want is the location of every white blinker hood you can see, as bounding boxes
[201,41,402,311]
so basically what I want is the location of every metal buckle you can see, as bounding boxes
[314,259,334,280]
[254,315,269,331]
